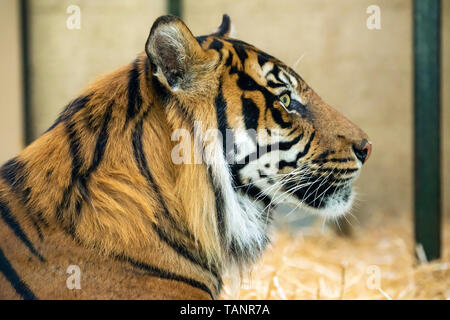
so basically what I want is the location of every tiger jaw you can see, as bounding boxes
[283,171,358,218]
[238,157,361,220]
[245,175,356,219]
[295,182,355,219]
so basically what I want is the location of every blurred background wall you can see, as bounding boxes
[0,0,448,225]
[0,0,24,163]
[28,0,165,137]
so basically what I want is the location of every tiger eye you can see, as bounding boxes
[280,93,291,107]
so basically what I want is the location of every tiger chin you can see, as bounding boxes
[0,14,371,300]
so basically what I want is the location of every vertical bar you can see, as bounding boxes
[413,0,441,261]
[20,0,33,144]
[167,0,182,17]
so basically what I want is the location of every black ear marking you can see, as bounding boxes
[214,14,232,37]
[152,36,184,87]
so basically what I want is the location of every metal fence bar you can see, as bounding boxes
[413,0,441,261]
[20,0,33,145]
[167,0,182,17]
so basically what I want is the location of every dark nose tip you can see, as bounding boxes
[353,139,372,164]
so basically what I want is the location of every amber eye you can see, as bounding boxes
[280,93,291,107]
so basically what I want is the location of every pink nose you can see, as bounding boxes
[353,140,372,164]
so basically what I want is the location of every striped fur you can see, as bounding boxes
[0,14,369,299]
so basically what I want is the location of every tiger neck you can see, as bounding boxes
[151,68,271,269]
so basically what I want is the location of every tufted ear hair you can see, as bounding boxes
[212,14,234,38]
[145,15,210,91]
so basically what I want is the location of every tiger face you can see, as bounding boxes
[210,38,371,219]
[147,14,371,223]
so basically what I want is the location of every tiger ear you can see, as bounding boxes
[212,14,234,38]
[145,15,208,91]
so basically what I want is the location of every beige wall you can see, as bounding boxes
[0,0,24,164]
[29,0,165,136]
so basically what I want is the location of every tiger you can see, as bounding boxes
[0,14,371,300]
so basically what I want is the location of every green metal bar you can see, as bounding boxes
[19,0,33,144]
[167,0,182,17]
[413,0,441,261]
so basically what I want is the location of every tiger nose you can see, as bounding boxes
[353,139,372,164]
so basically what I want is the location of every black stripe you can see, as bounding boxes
[144,57,151,83]
[1,159,49,237]
[232,43,248,66]
[214,83,233,163]
[196,35,208,45]
[66,120,84,186]
[208,167,226,242]
[225,39,277,63]
[312,157,353,164]
[315,167,358,174]
[267,80,287,88]
[58,101,113,235]
[0,158,32,206]
[233,131,305,172]
[151,222,220,282]
[213,83,232,241]
[46,95,91,133]
[118,255,214,299]
[277,131,316,170]
[0,248,37,300]
[257,54,269,67]
[209,38,223,52]
[131,112,220,285]
[54,184,78,238]
[63,120,86,234]
[294,131,315,160]
[44,94,91,235]
[90,103,113,172]
[242,96,260,131]
[31,219,44,241]
[227,51,239,74]
[225,52,234,67]
[35,211,49,228]
[131,112,190,232]
[267,64,284,83]
[79,102,113,193]
[316,150,332,160]
[126,59,143,125]
[0,158,26,192]
[0,200,45,262]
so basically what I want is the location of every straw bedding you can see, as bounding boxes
[221,215,449,300]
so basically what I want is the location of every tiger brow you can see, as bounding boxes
[267,80,287,89]
[265,65,289,88]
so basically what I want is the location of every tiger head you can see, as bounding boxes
[146,14,371,226]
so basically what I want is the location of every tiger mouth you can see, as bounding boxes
[284,173,355,218]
